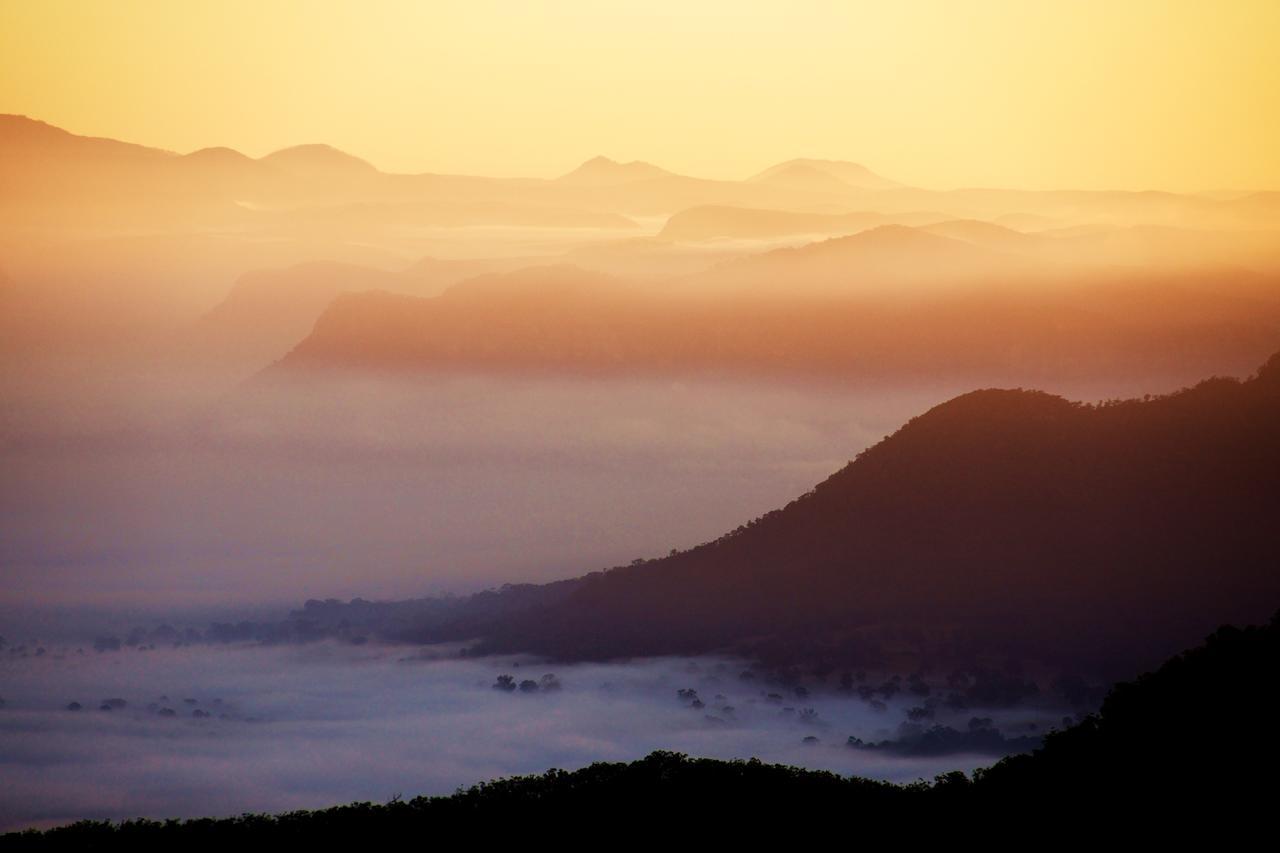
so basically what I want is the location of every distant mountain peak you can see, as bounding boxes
[259,144,377,176]
[558,156,673,185]
[184,146,254,164]
[750,158,901,191]
[752,162,852,192]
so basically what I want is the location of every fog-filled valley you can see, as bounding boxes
[0,640,1086,832]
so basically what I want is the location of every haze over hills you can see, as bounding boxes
[864,185,1280,231]
[7,115,1280,234]
[262,232,1280,388]
[692,224,1045,294]
[4,113,1279,362]
[0,116,654,229]
[7,4,1280,836]
[182,258,522,374]
[6,112,1280,615]
[916,219,1048,252]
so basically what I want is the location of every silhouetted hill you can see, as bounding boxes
[8,615,1275,844]
[464,354,1280,674]
[975,612,1280,806]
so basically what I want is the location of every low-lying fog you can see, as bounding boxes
[0,642,1073,831]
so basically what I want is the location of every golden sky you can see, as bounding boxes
[2,0,1277,190]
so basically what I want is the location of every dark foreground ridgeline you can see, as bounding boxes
[8,613,1277,846]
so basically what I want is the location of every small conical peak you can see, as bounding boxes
[750,158,901,190]
[558,156,672,185]
[259,144,377,175]
[184,146,254,164]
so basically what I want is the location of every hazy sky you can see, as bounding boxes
[2,0,1277,191]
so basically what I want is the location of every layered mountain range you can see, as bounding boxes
[7,114,1280,232]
